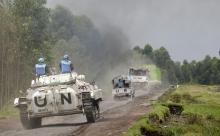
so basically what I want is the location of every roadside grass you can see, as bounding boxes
[123,85,220,136]
[0,104,19,118]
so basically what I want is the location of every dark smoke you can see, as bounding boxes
[47,1,155,94]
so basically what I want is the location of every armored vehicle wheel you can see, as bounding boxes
[19,106,42,129]
[85,106,98,123]
[113,95,120,101]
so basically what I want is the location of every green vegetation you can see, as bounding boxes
[147,65,161,81]
[0,0,51,110]
[0,105,19,118]
[134,45,178,84]
[123,85,220,136]
[134,45,220,85]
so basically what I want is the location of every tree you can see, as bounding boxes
[0,0,23,109]
[153,47,171,69]
[174,62,184,83]
[143,44,153,57]
[181,60,192,83]
[49,5,75,41]
[12,0,51,62]
[133,46,142,53]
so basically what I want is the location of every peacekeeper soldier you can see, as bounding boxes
[59,54,74,73]
[118,79,124,88]
[35,58,48,77]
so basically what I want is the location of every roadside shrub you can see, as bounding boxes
[163,110,170,121]
[158,89,176,102]
[182,93,191,101]
[170,94,181,103]
[148,113,160,123]
[212,86,220,92]
[184,113,202,124]
[168,104,183,115]
[182,93,198,103]
[152,104,170,123]
[140,126,174,136]
[206,114,215,120]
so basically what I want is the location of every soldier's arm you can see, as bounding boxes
[70,63,74,71]
[45,65,50,74]
[59,62,62,70]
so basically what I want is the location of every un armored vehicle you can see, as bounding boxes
[112,75,135,100]
[128,68,149,88]
[14,72,102,129]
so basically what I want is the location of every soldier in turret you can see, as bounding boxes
[59,54,74,73]
[35,58,48,77]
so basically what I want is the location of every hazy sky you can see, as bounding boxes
[47,0,220,61]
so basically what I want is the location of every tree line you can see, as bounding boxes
[134,44,220,85]
[0,0,51,109]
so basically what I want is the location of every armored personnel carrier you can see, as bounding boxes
[112,75,135,100]
[14,72,102,129]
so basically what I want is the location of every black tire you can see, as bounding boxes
[19,106,42,129]
[113,95,117,101]
[85,107,96,123]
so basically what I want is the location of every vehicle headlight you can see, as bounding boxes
[14,98,19,106]
[90,91,94,97]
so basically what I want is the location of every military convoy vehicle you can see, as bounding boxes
[128,67,149,88]
[112,75,135,100]
[14,72,103,129]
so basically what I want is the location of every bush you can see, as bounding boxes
[170,94,181,103]
[168,104,183,115]
[182,93,198,103]
[206,114,215,120]
[148,113,160,123]
[182,93,191,100]
[184,113,202,124]
[140,126,174,136]
[152,104,170,123]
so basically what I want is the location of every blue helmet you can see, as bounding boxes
[38,58,44,63]
[63,54,69,60]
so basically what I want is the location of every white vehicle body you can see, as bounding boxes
[112,75,135,99]
[129,75,148,83]
[128,68,149,87]
[112,88,134,97]
[14,72,102,129]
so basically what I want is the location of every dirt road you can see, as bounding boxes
[0,86,165,136]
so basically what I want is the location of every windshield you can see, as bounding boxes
[129,69,147,76]
[112,79,130,89]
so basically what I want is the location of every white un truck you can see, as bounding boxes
[14,72,102,129]
[128,67,149,88]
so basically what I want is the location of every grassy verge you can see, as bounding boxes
[0,104,19,119]
[123,85,220,136]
